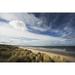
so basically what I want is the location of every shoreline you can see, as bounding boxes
[20,47,75,62]
[0,44,75,62]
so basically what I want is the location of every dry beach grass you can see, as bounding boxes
[0,44,75,62]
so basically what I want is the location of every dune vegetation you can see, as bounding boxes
[0,44,69,62]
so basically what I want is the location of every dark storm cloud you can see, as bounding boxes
[27,13,75,38]
[0,18,9,23]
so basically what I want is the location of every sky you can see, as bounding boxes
[0,13,75,46]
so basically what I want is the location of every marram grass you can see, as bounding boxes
[0,44,69,62]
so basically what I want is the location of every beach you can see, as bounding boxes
[20,47,75,62]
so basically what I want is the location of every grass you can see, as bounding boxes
[0,44,69,62]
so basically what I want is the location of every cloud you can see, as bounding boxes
[0,13,75,46]
[0,18,67,46]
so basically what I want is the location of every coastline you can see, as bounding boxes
[0,44,75,62]
[20,47,75,62]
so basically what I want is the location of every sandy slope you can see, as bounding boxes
[20,47,75,62]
